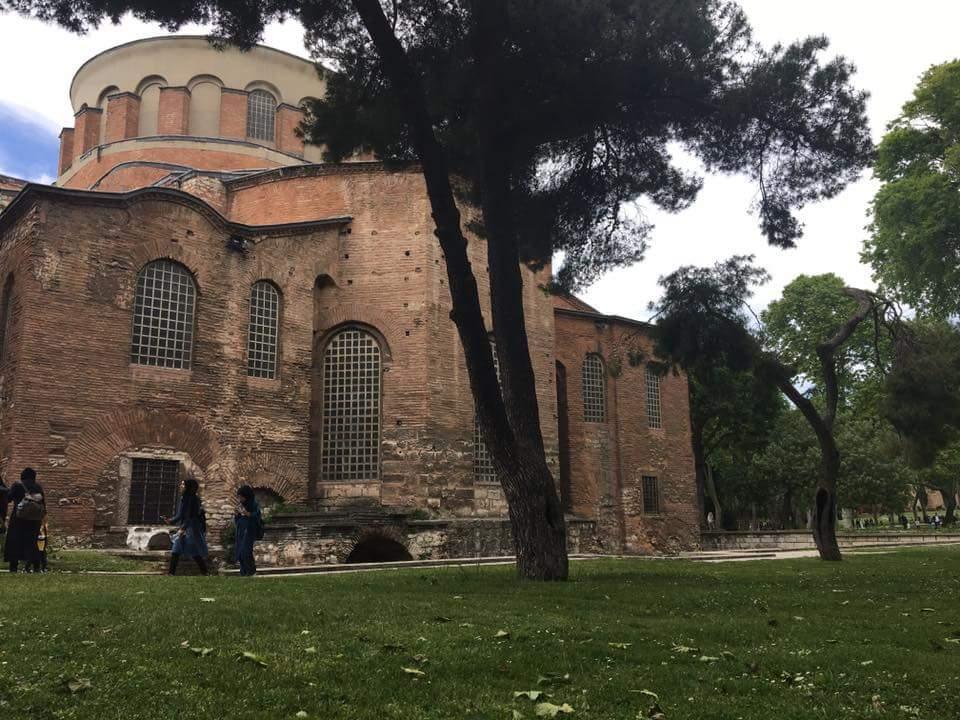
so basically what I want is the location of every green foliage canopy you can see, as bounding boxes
[865,60,960,317]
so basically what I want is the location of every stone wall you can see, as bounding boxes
[256,515,603,567]
[702,530,960,551]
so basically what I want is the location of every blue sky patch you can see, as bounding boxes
[0,101,59,182]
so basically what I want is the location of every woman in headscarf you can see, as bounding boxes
[233,485,262,577]
[3,467,45,573]
[161,477,209,576]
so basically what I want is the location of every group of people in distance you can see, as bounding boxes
[1,468,264,576]
[0,467,48,573]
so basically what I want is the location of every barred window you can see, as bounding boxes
[246,89,276,142]
[474,342,500,484]
[645,366,662,429]
[582,354,606,422]
[641,475,660,514]
[128,458,180,524]
[320,327,382,481]
[247,281,280,379]
[130,260,196,369]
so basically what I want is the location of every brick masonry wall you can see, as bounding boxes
[0,165,698,556]
[157,87,191,135]
[61,147,290,190]
[553,311,699,553]
[58,129,75,174]
[276,105,306,156]
[73,107,103,160]
[219,90,247,140]
[104,93,141,143]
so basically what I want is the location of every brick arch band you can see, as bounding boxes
[67,407,220,479]
[229,452,305,502]
[315,302,403,360]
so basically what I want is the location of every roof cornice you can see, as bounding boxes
[0,183,351,241]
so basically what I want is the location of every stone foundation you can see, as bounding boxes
[255,513,604,567]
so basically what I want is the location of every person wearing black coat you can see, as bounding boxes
[4,468,45,573]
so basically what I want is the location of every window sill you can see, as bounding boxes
[246,375,281,390]
[129,364,192,382]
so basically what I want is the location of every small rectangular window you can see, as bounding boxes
[475,342,500,484]
[128,458,180,524]
[641,475,660,515]
[645,366,662,429]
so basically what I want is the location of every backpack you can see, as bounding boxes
[17,496,44,523]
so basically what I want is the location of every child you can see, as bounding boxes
[36,518,49,572]
[234,485,262,577]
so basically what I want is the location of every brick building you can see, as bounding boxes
[0,36,698,563]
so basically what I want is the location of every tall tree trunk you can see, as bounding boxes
[352,0,567,579]
[691,415,710,527]
[704,464,723,530]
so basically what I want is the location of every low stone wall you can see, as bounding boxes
[701,530,960,552]
[256,514,603,567]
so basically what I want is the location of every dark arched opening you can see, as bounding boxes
[346,536,413,564]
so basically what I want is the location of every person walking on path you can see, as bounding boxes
[161,477,209,576]
[3,468,45,573]
[233,485,263,577]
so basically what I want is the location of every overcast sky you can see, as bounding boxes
[1,2,959,317]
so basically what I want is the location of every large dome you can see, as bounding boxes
[58,36,329,190]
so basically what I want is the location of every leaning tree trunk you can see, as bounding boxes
[352,0,568,579]
[812,451,842,561]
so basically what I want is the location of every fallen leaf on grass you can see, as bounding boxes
[534,702,574,717]
[412,654,429,664]
[495,630,512,639]
[720,651,736,661]
[860,660,874,666]
[304,647,317,654]
[944,638,960,645]
[698,656,720,663]
[630,690,659,701]
[296,712,308,718]
[190,647,214,657]
[514,691,545,702]
[670,645,700,655]
[921,608,936,613]
[645,703,667,720]
[237,651,268,667]
[199,597,216,603]
[608,642,632,649]
[401,667,426,677]
[65,678,92,694]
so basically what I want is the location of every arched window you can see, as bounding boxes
[582,353,606,422]
[246,89,276,142]
[320,327,382,481]
[645,366,662,429]
[474,342,500,484]
[247,281,280,379]
[130,260,196,369]
[0,274,14,363]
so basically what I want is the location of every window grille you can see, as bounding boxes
[247,281,280,379]
[474,342,500,484]
[641,475,660,514]
[128,458,180,524]
[645,366,662,429]
[320,327,382,481]
[582,354,606,422]
[246,89,276,142]
[130,260,196,369]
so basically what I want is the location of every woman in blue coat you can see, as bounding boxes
[234,485,262,576]
[161,477,209,576]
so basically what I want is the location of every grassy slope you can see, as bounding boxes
[1,548,959,720]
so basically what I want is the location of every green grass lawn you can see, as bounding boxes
[2,548,959,720]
